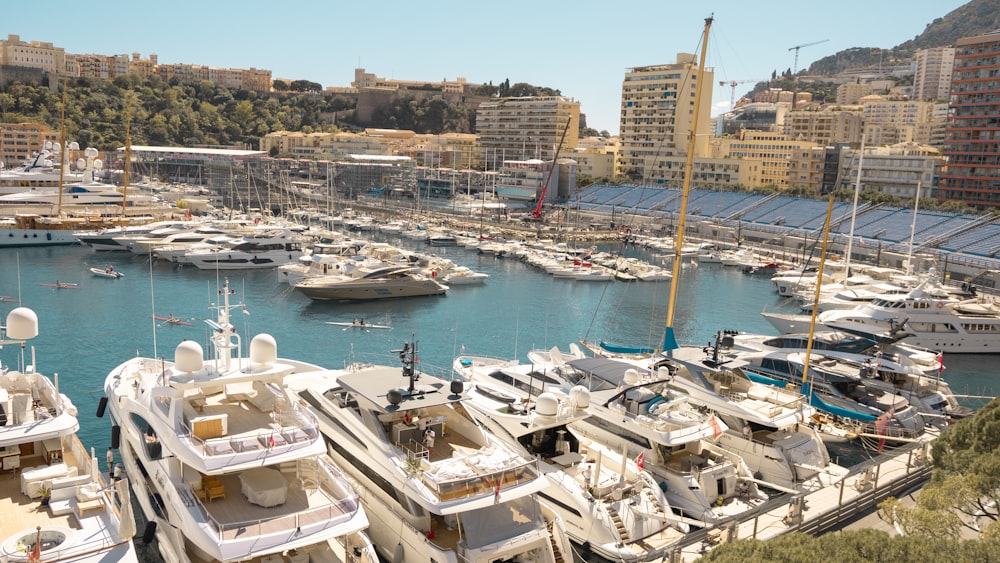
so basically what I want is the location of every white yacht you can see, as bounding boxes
[100,280,376,563]
[0,141,84,194]
[293,265,448,301]
[284,342,574,563]
[0,306,139,563]
[763,281,1000,353]
[453,354,690,562]
[184,228,310,270]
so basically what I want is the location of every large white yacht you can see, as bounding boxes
[100,280,376,563]
[763,281,1000,353]
[0,307,138,563]
[293,265,448,301]
[184,228,310,270]
[283,342,574,563]
[453,353,690,562]
[0,141,84,194]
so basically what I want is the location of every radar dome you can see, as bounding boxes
[249,334,278,366]
[67,142,80,151]
[623,369,640,386]
[76,158,86,169]
[657,367,671,378]
[569,385,590,409]
[93,159,103,170]
[5,308,38,340]
[174,341,204,373]
[534,393,559,418]
[84,147,98,158]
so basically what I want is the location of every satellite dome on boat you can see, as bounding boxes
[6,307,38,340]
[249,334,277,367]
[569,385,590,409]
[174,340,204,373]
[534,393,559,418]
[623,369,640,386]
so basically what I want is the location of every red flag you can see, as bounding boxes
[269,434,276,448]
[709,415,723,440]
[937,353,944,376]
[636,451,645,471]
[494,476,501,504]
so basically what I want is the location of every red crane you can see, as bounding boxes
[531,120,573,220]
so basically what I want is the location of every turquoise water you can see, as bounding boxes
[0,240,995,466]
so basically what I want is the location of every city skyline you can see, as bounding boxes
[3,0,970,134]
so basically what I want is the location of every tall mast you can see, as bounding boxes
[122,98,131,216]
[662,15,712,353]
[57,79,67,214]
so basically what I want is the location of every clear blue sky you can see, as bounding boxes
[5,0,970,135]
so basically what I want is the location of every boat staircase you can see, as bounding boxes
[547,521,566,563]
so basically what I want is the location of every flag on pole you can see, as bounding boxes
[875,408,893,454]
[269,434,276,448]
[936,352,944,376]
[709,415,723,441]
[636,451,645,471]
[494,476,502,504]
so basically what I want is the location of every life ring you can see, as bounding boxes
[937,302,944,309]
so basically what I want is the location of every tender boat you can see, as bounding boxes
[89,266,124,279]
[99,279,376,563]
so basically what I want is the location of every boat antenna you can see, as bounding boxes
[662,15,713,354]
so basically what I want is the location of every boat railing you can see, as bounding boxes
[180,415,320,457]
[186,456,361,543]
[419,455,540,501]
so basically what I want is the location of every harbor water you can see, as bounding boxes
[0,239,995,558]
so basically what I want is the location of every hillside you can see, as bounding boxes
[806,0,1000,75]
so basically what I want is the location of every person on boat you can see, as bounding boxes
[352,318,360,326]
[423,427,436,450]
[167,313,177,323]
[107,265,114,273]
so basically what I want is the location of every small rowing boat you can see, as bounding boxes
[0,296,19,303]
[151,315,193,326]
[90,266,124,279]
[325,321,392,330]
[40,282,79,289]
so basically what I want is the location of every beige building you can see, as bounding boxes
[712,131,824,190]
[260,131,390,160]
[476,96,580,164]
[0,35,64,76]
[861,95,948,147]
[0,122,59,167]
[912,47,955,101]
[618,53,713,182]
[561,137,619,179]
[835,142,941,199]
[836,83,875,105]
[785,108,863,146]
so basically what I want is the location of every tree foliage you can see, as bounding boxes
[0,77,351,151]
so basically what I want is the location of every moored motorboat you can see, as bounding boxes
[294,265,448,301]
[89,266,123,278]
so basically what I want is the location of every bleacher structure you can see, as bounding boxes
[571,184,1000,266]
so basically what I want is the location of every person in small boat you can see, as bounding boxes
[107,265,114,273]
[352,318,360,326]
[167,313,178,323]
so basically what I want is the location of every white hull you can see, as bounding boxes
[0,228,80,247]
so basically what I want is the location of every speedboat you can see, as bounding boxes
[184,228,310,270]
[293,265,448,301]
[0,306,139,563]
[99,279,376,563]
[89,266,124,279]
[453,353,690,562]
[284,342,574,563]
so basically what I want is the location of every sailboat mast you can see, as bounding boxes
[844,132,866,275]
[801,195,836,385]
[122,99,131,215]
[906,181,921,276]
[662,15,712,352]
[57,80,67,214]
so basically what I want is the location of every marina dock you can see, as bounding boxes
[665,435,936,561]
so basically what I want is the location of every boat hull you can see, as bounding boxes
[0,228,80,247]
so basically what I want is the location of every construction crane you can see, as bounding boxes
[531,119,572,220]
[788,39,829,76]
[718,80,760,110]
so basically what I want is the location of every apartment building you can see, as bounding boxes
[938,31,1000,207]
[476,96,580,164]
[618,53,713,181]
[0,35,64,75]
[561,137,619,179]
[0,122,59,167]
[912,47,955,101]
[712,131,824,190]
[834,142,940,199]
[785,108,864,146]
[861,95,948,147]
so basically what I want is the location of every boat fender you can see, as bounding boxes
[937,302,944,309]
[111,425,121,449]
[96,396,108,418]
[392,543,404,563]
[142,521,157,544]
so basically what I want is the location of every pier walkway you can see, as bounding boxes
[665,434,936,562]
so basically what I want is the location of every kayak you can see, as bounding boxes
[325,321,392,330]
[39,283,79,289]
[152,315,193,326]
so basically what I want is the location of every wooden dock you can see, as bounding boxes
[662,434,936,562]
